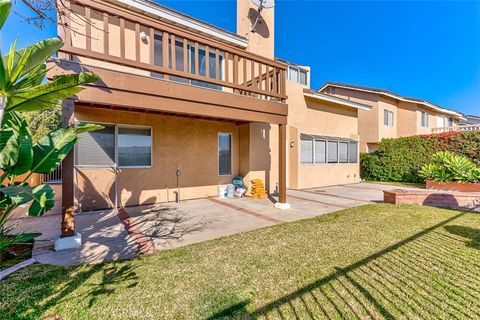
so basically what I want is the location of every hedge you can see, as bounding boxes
[360,131,480,183]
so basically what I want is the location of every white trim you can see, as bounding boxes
[109,0,248,48]
[218,132,233,176]
[303,92,372,111]
[320,83,464,118]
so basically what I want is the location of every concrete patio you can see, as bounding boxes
[8,182,423,266]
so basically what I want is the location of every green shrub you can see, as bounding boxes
[360,131,480,183]
[419,151,480,183]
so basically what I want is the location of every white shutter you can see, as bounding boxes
[301,139,313,164]
[75,124,115,166]
[327,141,338,163]
[339,142,348,163]
[314,140,326,164]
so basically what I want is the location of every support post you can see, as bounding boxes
[55,99,81,250]
[275,123,290,209]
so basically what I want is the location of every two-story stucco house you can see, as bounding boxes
[319,82,465,153]
[50,0,371,247]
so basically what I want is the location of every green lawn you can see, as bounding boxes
[1,204,480,320]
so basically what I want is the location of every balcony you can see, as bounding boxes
[432,125,480,134]
[50,0,287,124]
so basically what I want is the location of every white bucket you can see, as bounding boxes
[218,185,227,198]
[227,184,235,198]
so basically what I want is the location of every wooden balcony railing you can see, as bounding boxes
[432,125,480,134]
[58,0,287,102]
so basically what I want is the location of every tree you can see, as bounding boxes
[23,103,62,143]
[0,0,101,265]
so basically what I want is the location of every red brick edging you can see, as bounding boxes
[208,198,282,224]
[117,208,156,254]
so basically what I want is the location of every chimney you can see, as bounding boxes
[237,0,275,59]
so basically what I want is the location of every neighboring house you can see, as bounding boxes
[280,61,371,189]
[319,82,465,152]
[49,0,369,242]
[460,115,480,125]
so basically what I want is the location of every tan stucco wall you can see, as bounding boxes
[287,81,360,189]
[321,87,379,153]
[237,0,275,59]
[74,106,242,211]
[322,87,462,151]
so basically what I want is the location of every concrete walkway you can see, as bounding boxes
[8,183,422,266]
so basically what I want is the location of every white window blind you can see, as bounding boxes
[75,124,115,166]
[314,140,326,164]
[384,110,394,127]
[421,112,429,128]
[327,141,338,163]
[301,139,314,164]
[339,142,348,163]
[349,142,358,163]
[118,127,152,167]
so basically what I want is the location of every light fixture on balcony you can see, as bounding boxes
[140,31,148,41]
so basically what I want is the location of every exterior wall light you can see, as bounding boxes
[290,141,295,148]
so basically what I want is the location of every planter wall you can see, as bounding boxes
[426,180,480,193]
[384,190,480,211]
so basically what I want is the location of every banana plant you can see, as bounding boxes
[0,0,102,264]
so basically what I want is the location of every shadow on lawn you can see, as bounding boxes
[208,211,480,319]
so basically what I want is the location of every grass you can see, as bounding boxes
[1,204,480,319]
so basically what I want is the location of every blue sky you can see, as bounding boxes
[2,0,479,115]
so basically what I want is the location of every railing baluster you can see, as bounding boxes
[243,58,247,88]
[85,7,91,51]
[183,39,188,72]
[250,60,255,89]
[215,49,220,80]
[103,13,109,55]
[162,31,169,68]
[272,67,277,94]
[120,17,125,59]
[149,27,154,65]
[225,52,229,83]
[205,45,209,78]
[194,42,199,76]
[171,34,176,70]
[233,54,238,85]
[135,23,140,62]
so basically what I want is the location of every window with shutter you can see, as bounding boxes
[339,142,348,163]
[75,124,115,167]
[301,139,314,164]
[327,141,338,163]
[349,142,358,163]
[314,140,326,164]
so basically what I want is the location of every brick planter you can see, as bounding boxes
[384,189,480,211]
[426,180,480,193]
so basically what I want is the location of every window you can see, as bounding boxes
[436,116,446,128]
[448,117,454,127]
[327,141,338,163]
[421,111,429,128]
[218,133,232,175]
[75,124,115,166]
[384,109,394,127]
[75,123,152,168]
[348,142,358,163]
[339,142,349,163]
[301,139,314,164]
[118,126,152,167]
[287,65,308,86]
[314,140,326,164]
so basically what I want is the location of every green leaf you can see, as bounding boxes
[0,0,11,30]
[2,112,33,175]
[75,123,104,134]
[3,184,54,216]
[0,127,16,168]
[8,38,63,86]
[31,127,77,174]
[6,72,99,113]
[1,183,55,216]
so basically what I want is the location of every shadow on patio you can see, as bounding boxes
[207,212,480,319]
